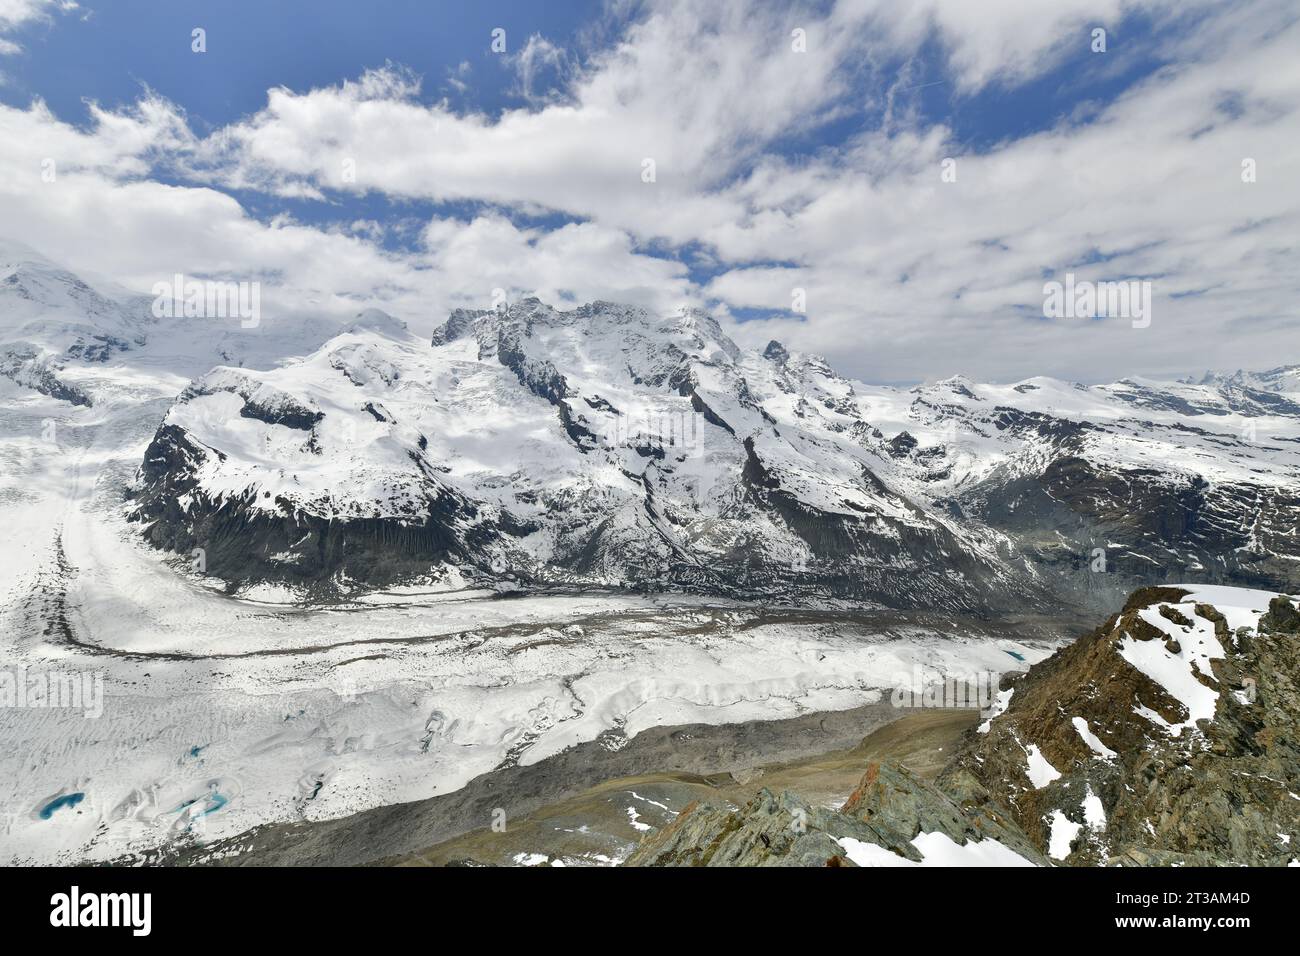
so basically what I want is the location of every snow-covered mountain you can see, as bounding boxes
[128,300,1027,610]
[897,372,1300,607]
[123,295,1300,612]
[0,240,153,406]
[4,248,1299,866]
[3,244,1295,613]
[0,239,345,404]
[1188,365,1300,396]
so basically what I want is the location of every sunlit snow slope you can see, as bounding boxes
[131,298,1300,612]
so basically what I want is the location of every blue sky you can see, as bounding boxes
[3,0,1178,233]
[2,1,602,125]
[1,0,608,245]
[0,0,1295,383]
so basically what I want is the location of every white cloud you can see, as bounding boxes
[1,0,1297,384]
[444,60,472,95]
[511,34,569,103]
[708,1,1300,382]
[0,93,194,178]
[420,214,693,313]
[0,0,77,55]
[0,91,697,341]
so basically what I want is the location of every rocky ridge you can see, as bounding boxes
[628,585,1300,866]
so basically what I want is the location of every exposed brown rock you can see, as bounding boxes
[628,586,1300,867]
[941,586,1300,865]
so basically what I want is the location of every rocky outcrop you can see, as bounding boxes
[128,424,529,597]
[624,790,855,867]
[629,586,1300,867]
[967,455,1300,605]
[0,349,93,406]
[939,586,1300,865]
[181,370,324,430]
[626,763,1048,867]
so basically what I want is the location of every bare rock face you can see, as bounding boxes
[624,790,853,867]
[940,586,1300,866]
[841,762,1045,865]
[1260,593,1300,634]
[628,586,1300,868]
[625,764,1049,867]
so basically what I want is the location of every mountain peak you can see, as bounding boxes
[941,585,1300,865]
[344,308,408,338]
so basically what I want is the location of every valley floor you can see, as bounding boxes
[387,708,979,869]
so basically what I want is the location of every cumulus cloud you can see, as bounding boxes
[0,85,697,339]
